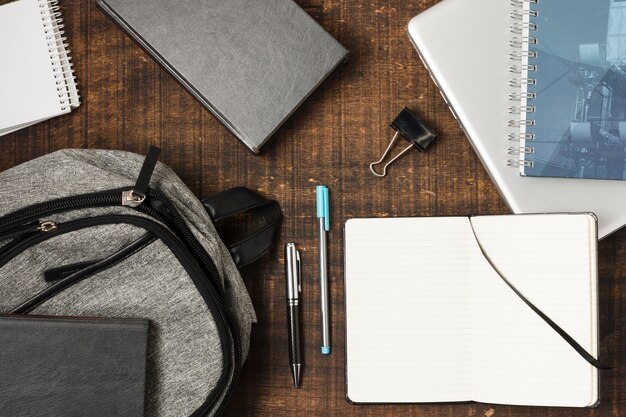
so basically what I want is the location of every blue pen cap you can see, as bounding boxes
[316,185,330,231]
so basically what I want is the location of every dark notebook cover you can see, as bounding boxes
[0,315,149,417]
[97,0,348,153]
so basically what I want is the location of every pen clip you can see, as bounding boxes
[323,187,330,232]
[296,249,302,293]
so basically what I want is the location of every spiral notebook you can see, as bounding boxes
[345,214,599,407]
[0,0,80,136]
[409,0,626,238]
[513,0,626,180]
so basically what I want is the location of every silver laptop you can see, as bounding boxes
[408,0,626,239]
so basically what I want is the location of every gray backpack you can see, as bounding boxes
[0,147,282,416]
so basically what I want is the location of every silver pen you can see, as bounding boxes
[316,186,331,355]
[285,243,302,387]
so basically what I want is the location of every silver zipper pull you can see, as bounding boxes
[123,146,161,208]
[122,190,146,208]
[38,221,58,233]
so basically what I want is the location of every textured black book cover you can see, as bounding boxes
[0,315,148,417]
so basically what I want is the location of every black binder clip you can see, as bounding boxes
[369,107,437,177]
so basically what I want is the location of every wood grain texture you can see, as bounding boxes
[0,0,624,416]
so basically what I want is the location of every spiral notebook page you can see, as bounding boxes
[344,215,598,406]
[0,0,78,136]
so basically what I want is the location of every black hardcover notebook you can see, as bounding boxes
[97,0,348,153]
[0,316,149,417]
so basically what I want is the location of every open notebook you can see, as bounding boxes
[0,0,80,136]
[345,214,599,407]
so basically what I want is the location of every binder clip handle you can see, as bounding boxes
[369,107,437,177]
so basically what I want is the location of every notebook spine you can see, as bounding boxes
[39,0,80,111]
[507,0,538,169]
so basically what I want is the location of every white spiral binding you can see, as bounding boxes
[507,0,538,168]
[39,0,80,111]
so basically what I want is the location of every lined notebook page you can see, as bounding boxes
[0,0,68,134]
[469,214,597,406]
[344,214,597,406]
[345,217,475,403]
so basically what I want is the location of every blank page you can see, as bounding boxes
[344,214,597,406]
[345,217,475,403]
[0,0,68,134]
[469,214,597,406]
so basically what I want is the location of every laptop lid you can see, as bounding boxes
[408,0,626,238]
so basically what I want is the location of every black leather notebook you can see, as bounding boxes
[97,0,348,153]
[0,315,149,417]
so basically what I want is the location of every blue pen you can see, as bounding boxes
[316,185,331,355]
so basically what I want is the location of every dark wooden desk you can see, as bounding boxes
[1,1,624,416]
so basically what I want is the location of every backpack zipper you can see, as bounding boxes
[0,191,242,417]
[0,220,51,241]
[11,232,156,311]
[0,189,222,292]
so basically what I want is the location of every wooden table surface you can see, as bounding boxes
[1,0,624,416]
